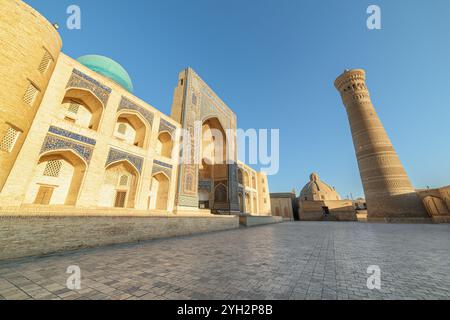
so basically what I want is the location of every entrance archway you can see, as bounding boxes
[198,188,210,209]
[199,117,229,211]
[238,192,244,213]
[253,195,258,214]
[25,150,86,206]
[149,172,170,210]
[245,193,251,214]
[99,161,139,208]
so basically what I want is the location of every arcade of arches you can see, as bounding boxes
[0,45,271,217]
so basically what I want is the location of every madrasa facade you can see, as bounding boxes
[0,0,272,217]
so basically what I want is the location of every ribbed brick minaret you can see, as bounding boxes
[334,69,428,221]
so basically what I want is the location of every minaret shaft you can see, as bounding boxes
[334,69,427,220]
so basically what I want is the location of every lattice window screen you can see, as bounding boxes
[67,101,80,114]
[117,123,127,135]
[23,82,39,106]
[43,160,63,177]
[119,175,129,186]
[0,126,20,152]
[38,50,53,74]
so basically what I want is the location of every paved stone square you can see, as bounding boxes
[0,222,449,300]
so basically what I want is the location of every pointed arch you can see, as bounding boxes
[156,130,174,158]
[100,159,140,208]
[62,88,105,131]
[25,149,87,206]
[114,110,151,149]
[149,172,170,211]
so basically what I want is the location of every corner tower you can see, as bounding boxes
[0,0,62,191]
[334,69,428,221]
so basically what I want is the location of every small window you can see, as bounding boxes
[38,50,53,74]
[67,101,80,114]
[0,126,21,152]
[192,94,197,105]
[119,175,129,187]
[43,160,62,177]
[180,79,184,86]
[23,82,39,106]
[117,123,127,135]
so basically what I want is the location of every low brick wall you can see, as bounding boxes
[0,214,239,261]
[239,215,283,227]
[300,211,357,221]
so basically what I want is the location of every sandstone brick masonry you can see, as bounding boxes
[0,215,239,261]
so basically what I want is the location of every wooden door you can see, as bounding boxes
[34,186,54,205]
[114,191,127,208]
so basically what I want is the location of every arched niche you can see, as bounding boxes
[114,111,149,149]
[99,160,139,208]
[156,131,173,158]
[61,88,104,131]
[149,172,170,211]
[25,150,87,206]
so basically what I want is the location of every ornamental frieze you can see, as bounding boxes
[66,69,111,106]
[106,148,144,174]
[118,96,154,127]
[40,135,94,164]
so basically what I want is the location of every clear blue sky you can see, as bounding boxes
[25,0,450,197]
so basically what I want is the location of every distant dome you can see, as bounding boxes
[299,173,341,201]
[76,55,133,92]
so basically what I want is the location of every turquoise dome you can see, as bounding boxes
[76,55,133,92]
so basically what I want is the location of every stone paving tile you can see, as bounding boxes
[0,222,450,300]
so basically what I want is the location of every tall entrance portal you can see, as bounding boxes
[171,68,240,214]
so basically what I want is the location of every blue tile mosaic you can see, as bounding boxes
[118,96,154,126]
[158,118,177,135]
[40,135,94,163]
[66,69,111,106]
[106,147,144,174]
[48,126,96,146]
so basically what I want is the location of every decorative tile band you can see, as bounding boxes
[66,69,111,106]
[118,96,154,126]
[152,160,172,178]
[48,126,96,146]
[106,148,143,174]
[158,118,177,135]
[72,69,112,92]
[40,135,94,164]
[154,160,172,169]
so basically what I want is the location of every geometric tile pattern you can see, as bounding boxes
[40,135,94,164]
[158,119,176,136]
[118,96,154,127]
[105,148,143,174]
[66,69,111,106]
[152,160,172,178]
[48,126,96,146]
